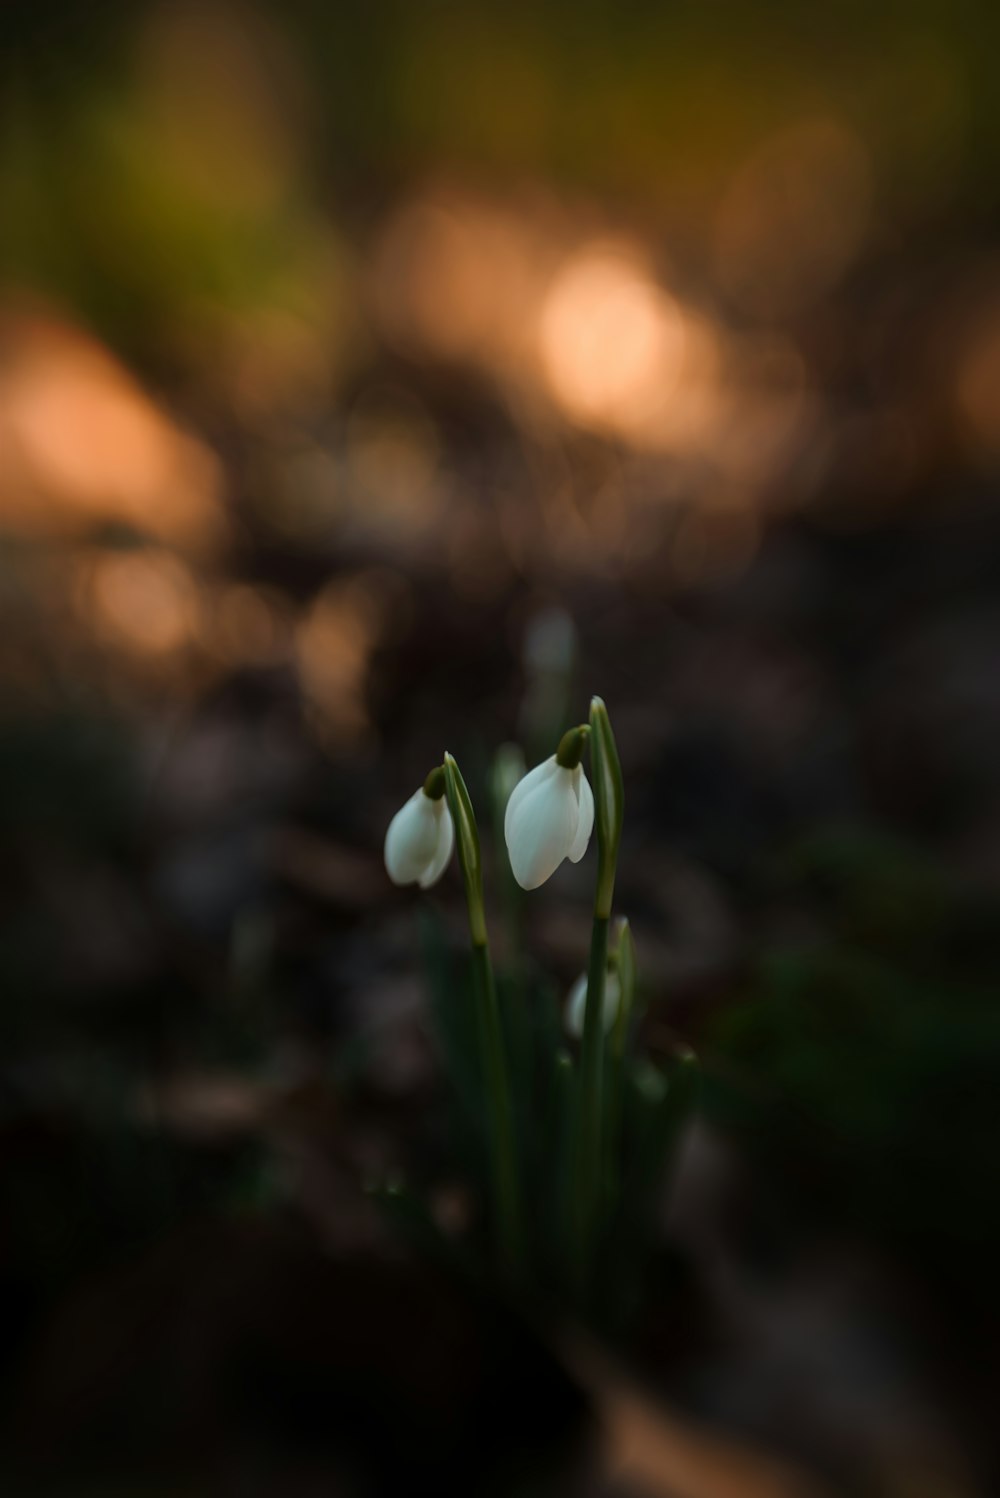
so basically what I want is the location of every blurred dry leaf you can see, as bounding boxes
[563,1333,836,1498]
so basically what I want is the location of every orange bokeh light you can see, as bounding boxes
[295,578,381,742]
[372,195,547,367]
[539,244,687,439]
[0,311,224,549]
[211,582,293,668]
[83,549,202,658]
[956,302,1000,461]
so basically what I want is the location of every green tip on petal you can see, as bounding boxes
[423,765,446,799]
[555,723,590,770]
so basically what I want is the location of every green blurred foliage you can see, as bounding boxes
[707,831,1000,1294]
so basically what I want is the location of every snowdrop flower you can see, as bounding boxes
[504,726,594,890]
[384,768,454,889]
[565,968,621,1040]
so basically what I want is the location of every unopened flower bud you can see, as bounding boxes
[503,733,594,890]
[384,770,454,889]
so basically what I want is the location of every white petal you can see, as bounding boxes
[564,970,621,1039]
[503,756,559,847]
[565,974,588,1038]
[418,802,454,888]
[506,764,579,889]
[384,791,439,886]
[567,767,594,863]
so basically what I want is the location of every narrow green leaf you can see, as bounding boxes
[613,916,636,1058]
[443,752,486,945]
[605,915,637,1204]
[588,697,624,920]
[420,908,484,1132]
[442,752,524,1281]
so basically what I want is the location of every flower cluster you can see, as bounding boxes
[384,726,596,895]
[378,696,697,1310]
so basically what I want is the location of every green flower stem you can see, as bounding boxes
[576,909,609,1285]
[471,938,523,1276]
[443,753,524,1281]
[575,698,625,1294]
[605,917,636,1202]
[490,745,530,1084]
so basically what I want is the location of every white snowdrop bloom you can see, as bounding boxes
[565,969,621,1040]
[504,745,594,890]
[384,776,454,889]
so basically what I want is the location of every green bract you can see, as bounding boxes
[588,696,624,920]
[443,752,487,947]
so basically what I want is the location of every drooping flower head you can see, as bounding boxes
[384,766,454,889]
[504,725,594,890]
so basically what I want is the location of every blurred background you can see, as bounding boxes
[2,1,1000,1493]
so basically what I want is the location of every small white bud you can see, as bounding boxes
[384,783,454,889]
[565,969,621,1040]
